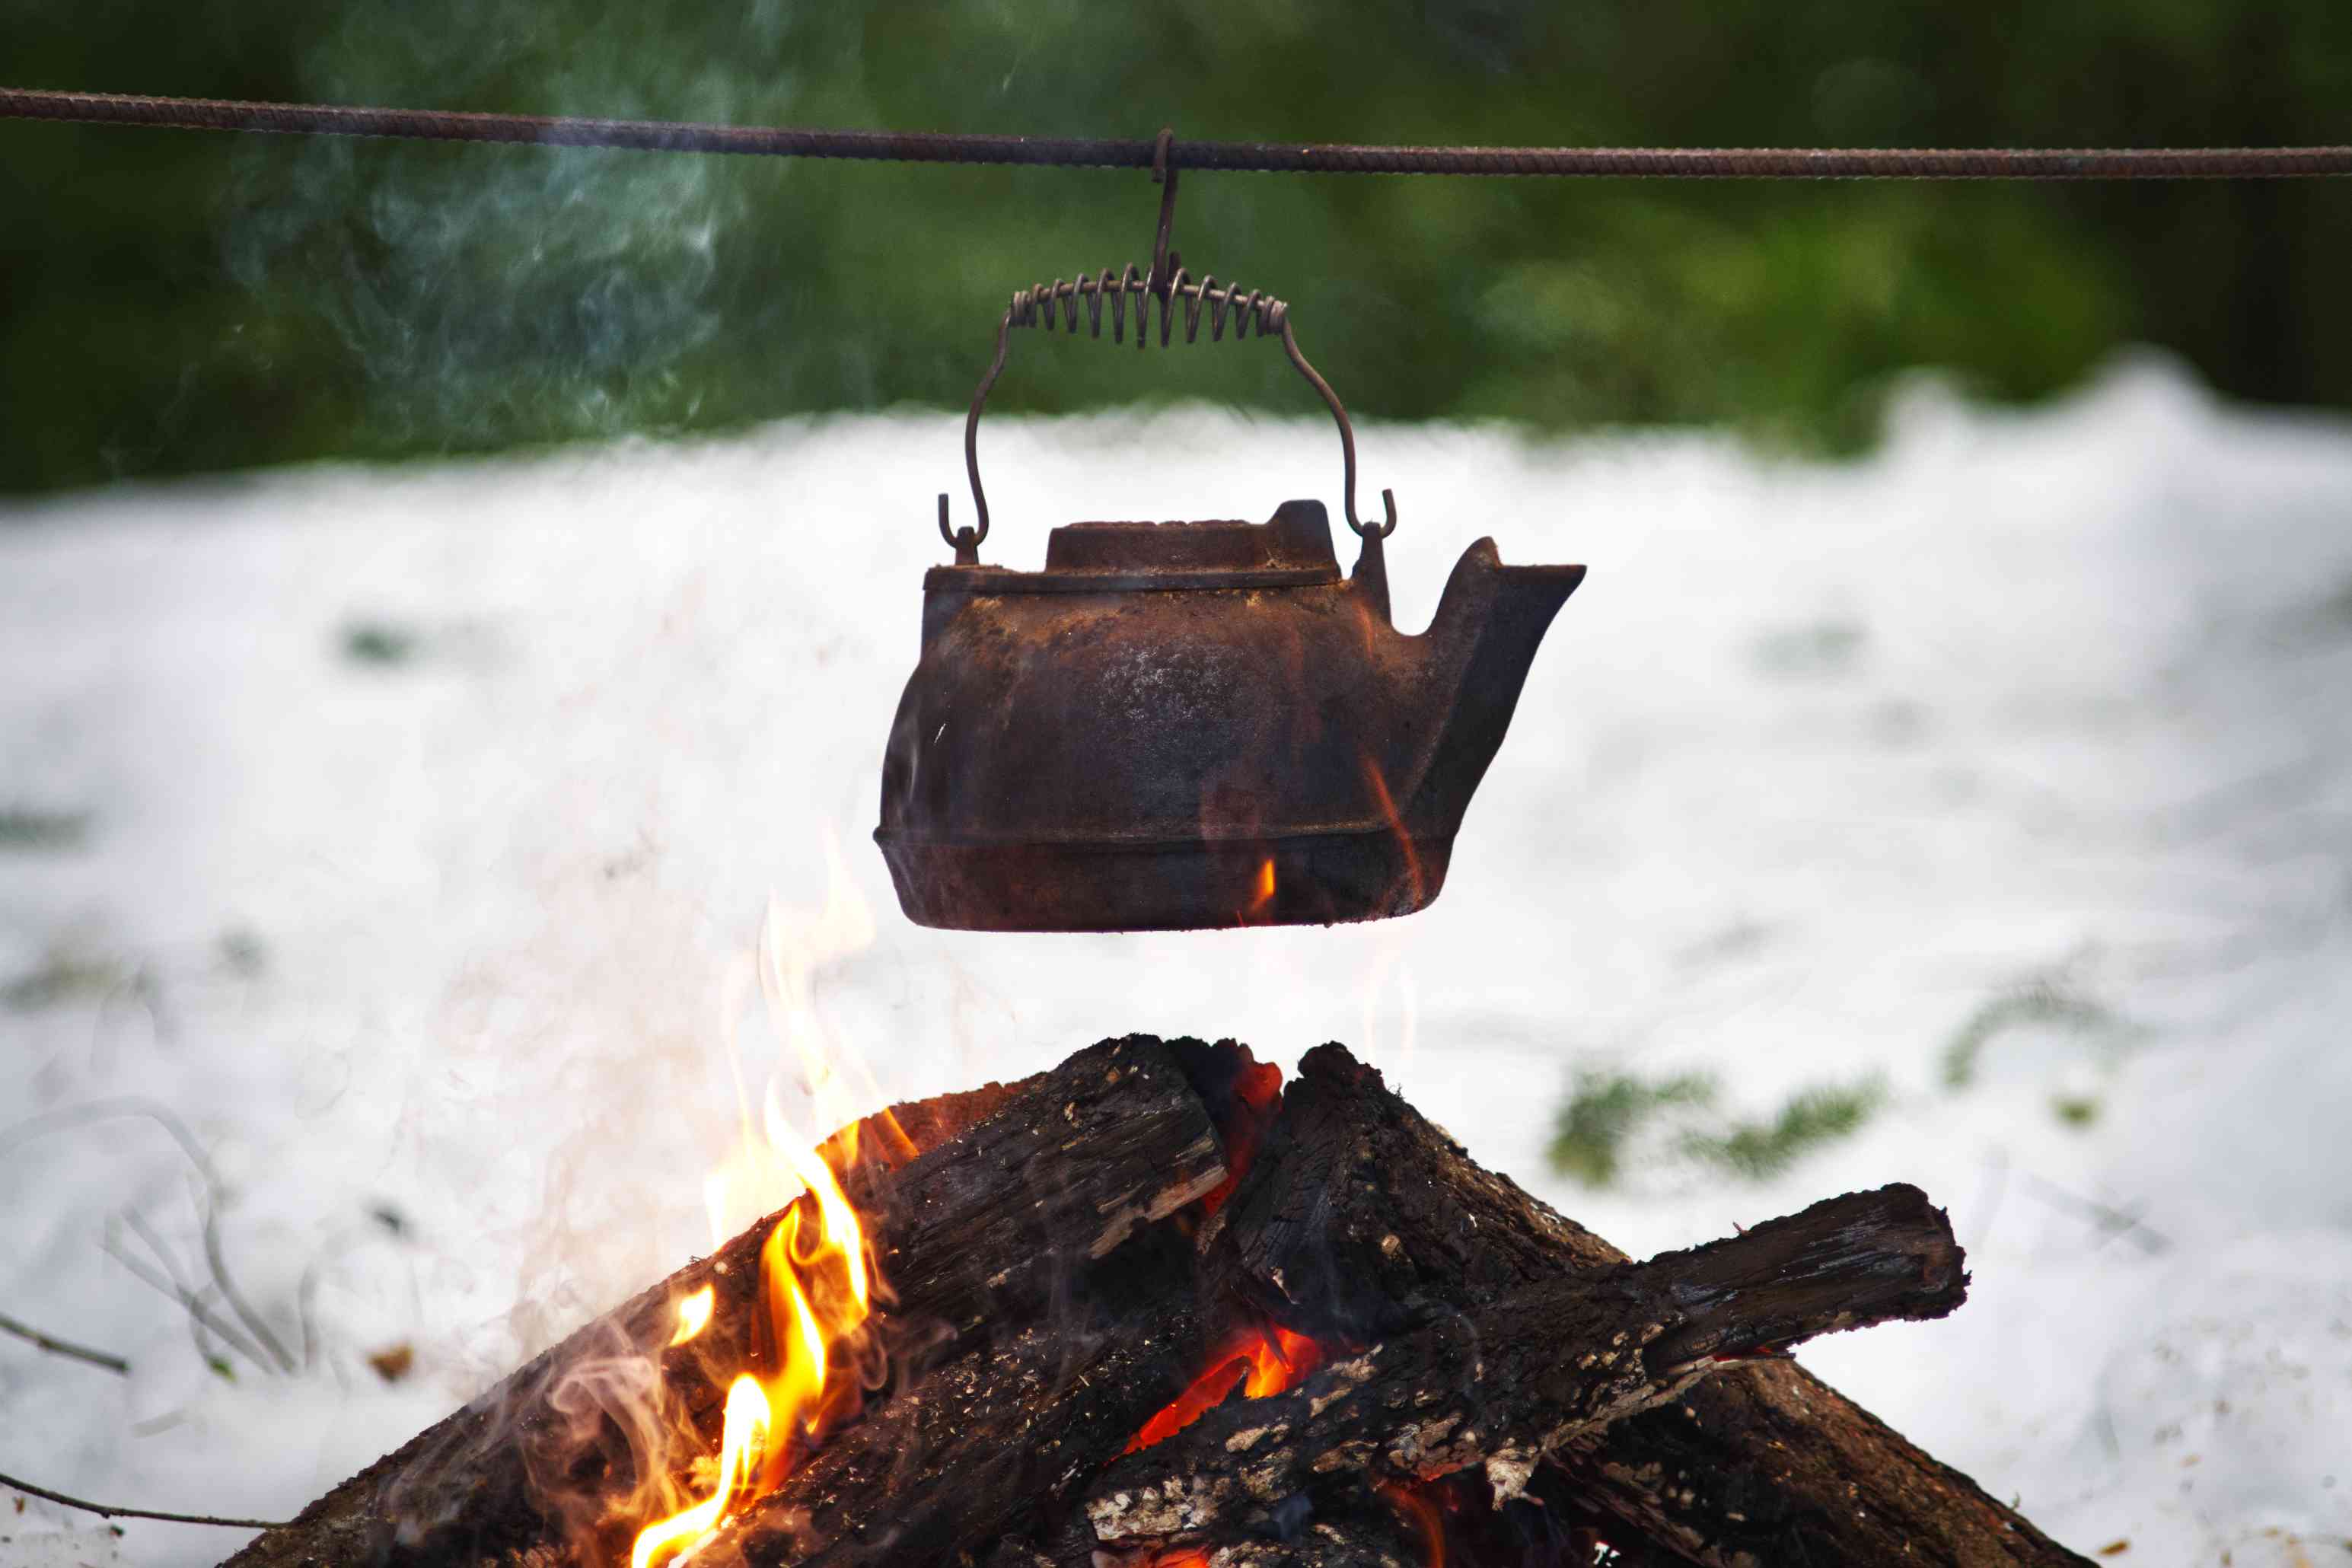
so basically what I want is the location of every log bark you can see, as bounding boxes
[1208,1044,2089,1568]
[222,1038,1224,1568]
[1069,1186,1964,1560]
[705,1227,1206,1568]
[681,1044,1284,1567]
[221,1035,2076,1568]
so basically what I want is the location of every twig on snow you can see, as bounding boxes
[2018,1171,2171,1254]
[101,1217,277,1375]
[202,1187,295,1372]
[0,1467,285,1530]
[0,1309,130,1375]
[3,1097,299,1375]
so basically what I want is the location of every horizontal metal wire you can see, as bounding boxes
[5,88,2351,177]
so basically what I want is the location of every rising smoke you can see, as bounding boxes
[221,0,827,456]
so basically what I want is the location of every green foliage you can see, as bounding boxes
[1675,1077,1888,1182]
[4,0,2350,493]
[1547,1069,1716,1187]
[0,808,90,850]
[2051,1095,2102,1128]
[339,620,420,667]
[1942,974,2115,1090]
[1548,1066,1883,1187]
[2,950,126,1012]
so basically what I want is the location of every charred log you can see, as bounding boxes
[219,1035,2076,1568]
[222,1037,1224,1568]
[1069,1185,1963,1561]
[698,1227,1204,1568]
[1210,1044,2088,1568]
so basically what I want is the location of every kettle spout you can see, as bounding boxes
[1408,538,1586,837]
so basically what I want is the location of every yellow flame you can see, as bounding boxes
[703,837,886,1246]
[629,849,884,1568]
[668,1286,715,1348]
[630,1375,772,1568]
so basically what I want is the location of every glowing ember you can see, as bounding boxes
[1197,1057,1283,1221]
[667,1285,715,1347]
[1123,1324,1324,1454]
[1375,1479,1446,1567]
[1245,855,1276,918]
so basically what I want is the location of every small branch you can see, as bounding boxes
[202,1194,296,1373]
[0,1467,285,1530]
[6,1098,295,1371]
[102,1220,278,1375]
[0,1309,129,1375]
[0,1096,221,1186]
[2019,1171,2170,1254]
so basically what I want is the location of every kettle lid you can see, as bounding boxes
[1031,499,1340,589]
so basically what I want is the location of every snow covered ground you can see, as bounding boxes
[3,357,2349,1566]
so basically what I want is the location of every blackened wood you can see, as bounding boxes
[862,1035,1226,1345]
[1034,1465,1668,1568]
[1200,1044,1622,1341]
[221,1038,1223,1568]
[691,1227,1204,1568]
[1566,1363,2086,1568]
[1208,1044,2088,1568]
[1075,1184,1961,1559]
[1059,1500,1434,1568]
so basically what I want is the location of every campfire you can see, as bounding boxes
[221,1034,2081,1568]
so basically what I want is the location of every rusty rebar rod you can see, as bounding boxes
[5,88,2350,178]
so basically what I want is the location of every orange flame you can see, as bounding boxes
[1244,855,1276,919]
[633,1377,776,1568]
[1196,1058,1283,1221]
[1123,1324,1324,1454]
[1361,754,1426,909]
[631,852,886,1568]
[633,1135,875,1568]
[1375,1479,1446,1568]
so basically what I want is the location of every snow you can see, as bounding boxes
[3,355,2350,1565]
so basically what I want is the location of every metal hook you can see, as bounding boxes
[938,307,1012,560]
[1279,316,1397,539]
[1149,127,1180,296]
[938,127,1400,558]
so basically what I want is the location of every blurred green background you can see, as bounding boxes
[3,0,2348,496]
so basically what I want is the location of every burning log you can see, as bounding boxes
[223,1037,2077,1568]
[221,1039,1224,1568]
[1062,1185,1964,1563]
[707,1229,1204,1567]
[1211,1044,2089,1568]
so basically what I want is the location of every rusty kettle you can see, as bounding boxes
[875,265,1583,932]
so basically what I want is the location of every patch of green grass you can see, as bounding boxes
[1549,1068,1885,1187]
[2052,1095,2101,1128]
[2,951,126,1012]
[1547,1069,1716,1188]
[1678,1077,1888,1181]
[217,928,268,977]
[339,620,420,667]
[0,808,91,851]
[1942,974,2114,1090]
[1751,618,1869,678]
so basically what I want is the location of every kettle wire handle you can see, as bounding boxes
[937,269,1399,565]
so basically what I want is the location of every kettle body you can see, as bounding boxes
[875,499,1582,931]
